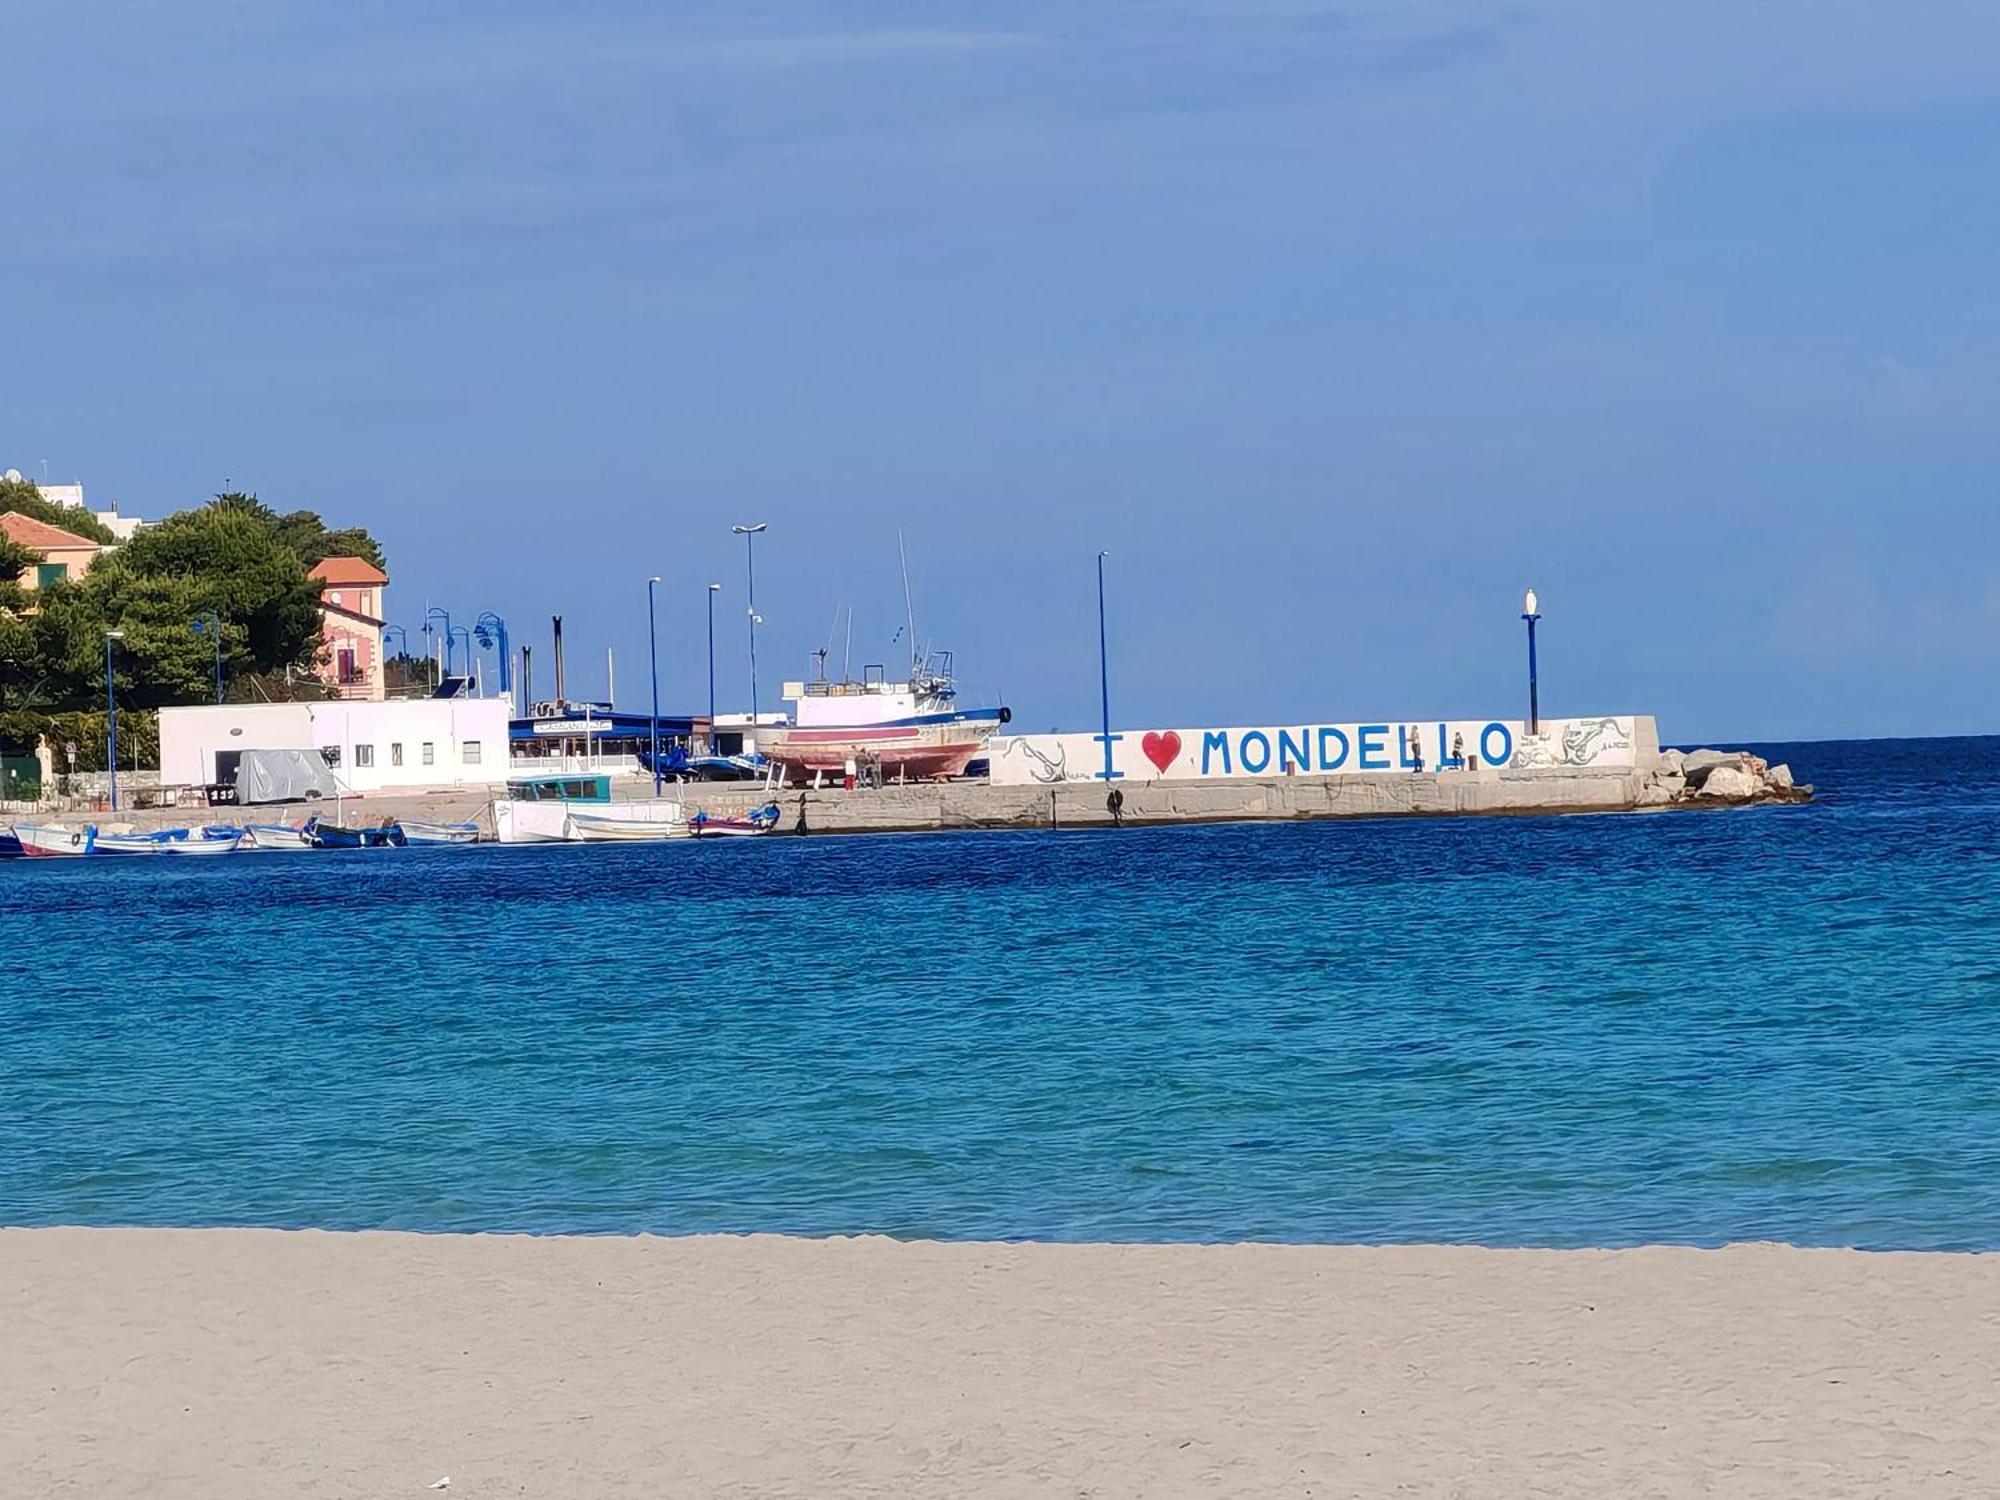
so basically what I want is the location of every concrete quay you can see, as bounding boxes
[79,758,1804,838]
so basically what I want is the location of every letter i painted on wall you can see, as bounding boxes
[1095,732,1125,781]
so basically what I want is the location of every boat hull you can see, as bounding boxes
[160,833,243,855]
[15,825,90,857]
[688,804,782,838]
[757,719,998,782]
[402,821,481,846]
[566,806,691,842]
[246,824,316,852]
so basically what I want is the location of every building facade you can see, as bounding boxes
[308,555,389,701]
[159,698,513,795]
[0,512,102,593]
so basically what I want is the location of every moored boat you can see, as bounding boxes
[160,830,244,855]
[401,819,481,846]
[311,821,407,849]
[565,804,691,842]
[245,822,316,852]
[688,803,782,838]
[88,831,166,856]
[14,823,90,857]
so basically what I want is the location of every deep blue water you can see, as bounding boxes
[4,736,1998,1248]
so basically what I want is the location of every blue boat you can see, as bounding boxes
[310,820,407,850]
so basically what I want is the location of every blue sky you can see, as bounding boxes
[7,1,1998,741]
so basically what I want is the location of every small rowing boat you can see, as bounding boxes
[566,807,691,842]
[311,821,408,849]
[245,822,316,852]
[688,803,782,838]
[160,828,244,855]
[401,820,480,846]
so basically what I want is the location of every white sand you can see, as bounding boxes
[5,1230,1998,1497]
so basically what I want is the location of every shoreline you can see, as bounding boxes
[9,1227,1996,1495]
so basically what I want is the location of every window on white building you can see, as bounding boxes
[463,740,482,765]
[354,744,375,768]
[421,742,435,766]
[390,742,404,767]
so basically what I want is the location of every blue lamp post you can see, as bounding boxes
[422,606,453,676]
[104,629,124,810]
[646,576,663,796]
[706,582,721,754]
[1094,551,1120,783]
[1521,587,1542,737]
[731,523,767,726]
[448,626,474,691]
[473,612,512,702]
[190,611,223,704]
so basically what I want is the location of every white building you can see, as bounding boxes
[2,470,149,540]
[159,698,513,795]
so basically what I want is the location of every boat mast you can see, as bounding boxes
[898,531,920,680]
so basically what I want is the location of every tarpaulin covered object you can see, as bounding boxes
[236,748,336,804]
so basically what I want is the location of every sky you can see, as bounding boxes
[6,0,1999,742]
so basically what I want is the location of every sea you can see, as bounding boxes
[3,735,1997,1249]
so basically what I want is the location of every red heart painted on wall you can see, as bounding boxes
[1141,730,1181,773]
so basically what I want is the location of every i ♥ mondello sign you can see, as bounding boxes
[987,716,1645,786]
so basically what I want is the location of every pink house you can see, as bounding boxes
[309,555,388,700]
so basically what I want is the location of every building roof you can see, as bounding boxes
[0,511,101,552]
[309,555,388,587]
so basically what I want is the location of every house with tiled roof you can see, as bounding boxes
[0,511,103,593]
[309,555,389,700]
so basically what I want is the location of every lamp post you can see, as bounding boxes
[706,582,721,755]
[422,606,453,676]
[731,523,768,729]
[473,612,512,702]
[104,629,124,811]
[191,610,223,704]
[646,576,663,797]
[448,626,473,691]
[1521,587,1542,737]
[1095,550,1119,784]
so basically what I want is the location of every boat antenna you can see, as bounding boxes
[898,530,919,678]
[843,605,854,683]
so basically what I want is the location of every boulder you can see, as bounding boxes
[1766,763,1794,790]
[1681,749,1733,775]
[1699,763,1758,801]
[1658,748,1686,775]
[1636,781,1675,807]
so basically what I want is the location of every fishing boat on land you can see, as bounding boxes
[688,803,782,838]
[310,821,407,849]
[14,824,90,857]
[565,804,691,842]
[400,820,481,846]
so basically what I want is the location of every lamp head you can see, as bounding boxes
[1523,587,1539,617]
[709,582,721,592]
[105,629,125,640]
[731,523,768,536]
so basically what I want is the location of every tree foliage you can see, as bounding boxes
[0,489,388,754]
[0,476,119,545]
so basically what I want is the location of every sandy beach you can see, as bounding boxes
[4,1231,1997,1496]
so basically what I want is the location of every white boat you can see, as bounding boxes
[159,830,244,855]
[757,654,1009,784]
[88,831,164,856]
[245,823,316,852]
[565,805,691,842]
[15,823,90,857]
[401,820,481,846]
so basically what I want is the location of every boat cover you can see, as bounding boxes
[236,748,336,804]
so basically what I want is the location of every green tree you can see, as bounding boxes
[208,491,386,572]
[0,475,118,546]
[79,504,325,708]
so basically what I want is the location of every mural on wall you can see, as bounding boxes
[989,716,1641,786]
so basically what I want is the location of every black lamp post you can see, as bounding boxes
[1521,587,1542,736]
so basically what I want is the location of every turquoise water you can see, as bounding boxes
[4,736,1998,1247]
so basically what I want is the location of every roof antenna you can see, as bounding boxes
[898,530,919,680]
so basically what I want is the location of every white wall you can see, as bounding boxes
[159,699,513,793]
[988,715,1655,786]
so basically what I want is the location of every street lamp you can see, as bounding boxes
[104,629,124,811]
[706,582,721,755]
[422,606,453,676]
[731,523,767,728]
[190,610,223,704]
[1521,587,1542,737]
[646,576,663,797]
[1095,551,1118,783]
[473,612,512,702]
